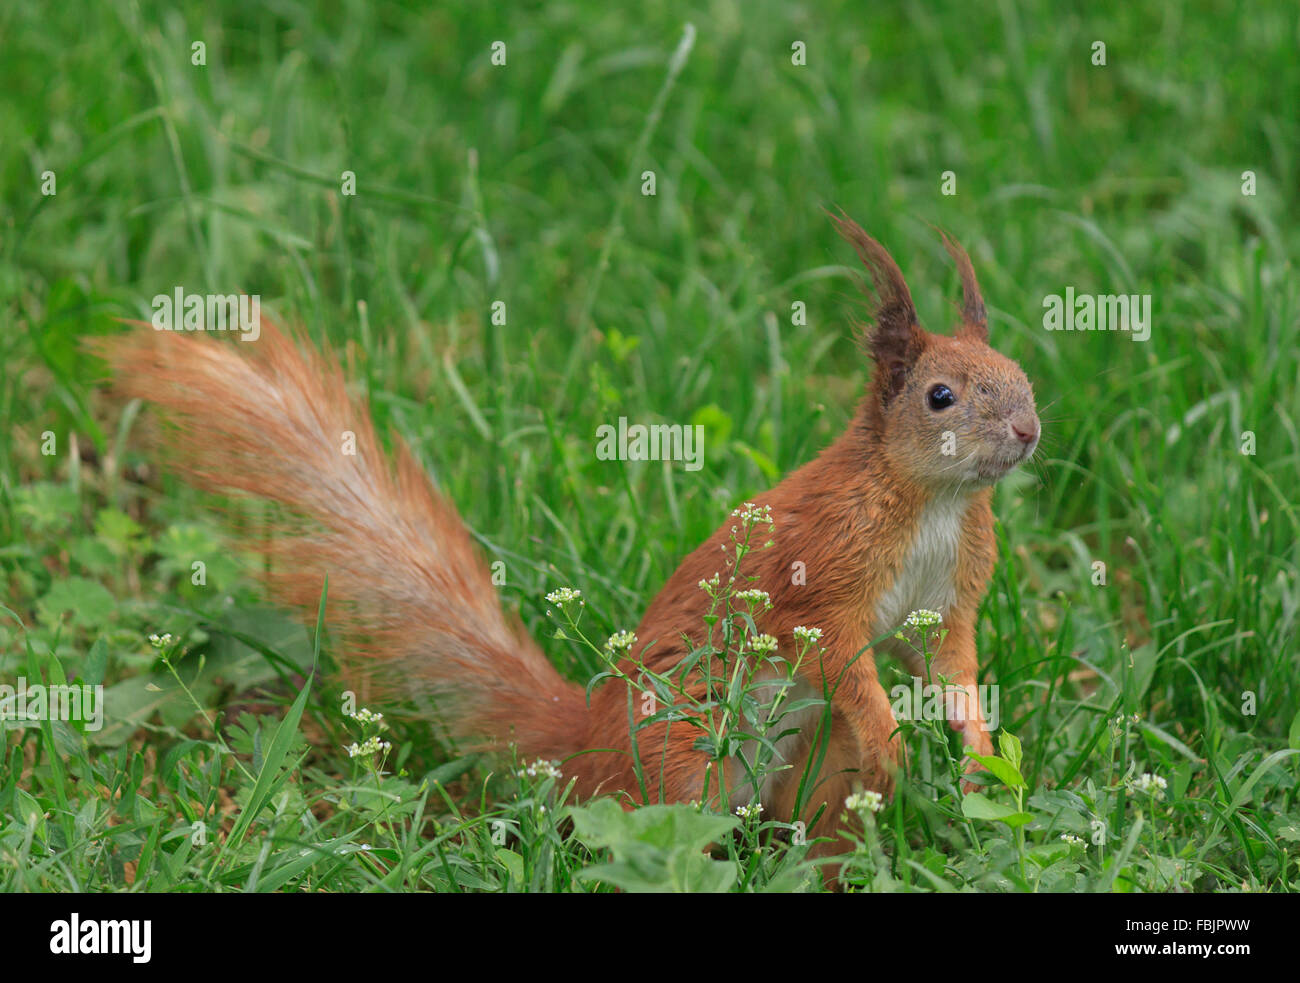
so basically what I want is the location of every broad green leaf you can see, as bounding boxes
[961,792,1032,827]
[495,848,525,889]
[965,750,1026,789]
[13,788,45,835]
[36,577,115,629]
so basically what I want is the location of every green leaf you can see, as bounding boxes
[36,577,115,629]
[576,851,737,893]
[964,750,1026,789]
[1128,641,1159,701]
[999,811,1035,828]
[83,636,108,686]
[70,537,116,576]
[961,793,1008,819]
[13,788,45,836]
[567,799,737,854]
[960,791,1032,827]
[997,730,1023,771]
[603,328,641,364]
[94,508,147,557]
[89,674,175,746]
[1276,822,1300,843]
[13,483,79,535]
[690,404,733,446]
[495,848,525,889]
[566,801,741,892]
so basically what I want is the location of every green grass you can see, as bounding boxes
[2,0,1298,891]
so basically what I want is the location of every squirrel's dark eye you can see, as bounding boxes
[928,384,956,410]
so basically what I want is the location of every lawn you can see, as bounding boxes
[1,0,1297,892]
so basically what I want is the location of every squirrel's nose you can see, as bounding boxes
[1011,418,1039,445]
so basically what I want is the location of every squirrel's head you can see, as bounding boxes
[832,213,1040,490]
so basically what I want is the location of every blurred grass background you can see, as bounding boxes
[1,0,1298,890]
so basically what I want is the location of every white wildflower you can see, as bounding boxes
[545,587,583,606]
[346,735,392,758]
[604,630,637,658]
[845,790,885,814]
[517,759,563,780]
[1131,772,1168,799]
[731,502,774,526]
[904,609,943,629]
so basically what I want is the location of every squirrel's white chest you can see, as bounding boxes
[871,496,966,636]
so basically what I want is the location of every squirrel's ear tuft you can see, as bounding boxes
[828,209,927,401]
[938,230,988,343]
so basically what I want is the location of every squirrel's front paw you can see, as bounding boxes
[957,720,994,757]
[957,731,995,793]
[945,686,994,793]
[945,686,993,750]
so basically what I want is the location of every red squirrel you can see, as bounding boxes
[103,213,1039,847]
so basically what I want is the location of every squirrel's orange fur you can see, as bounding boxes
[102,214,1039,850]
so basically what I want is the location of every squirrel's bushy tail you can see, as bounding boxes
[102,320,587,760]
